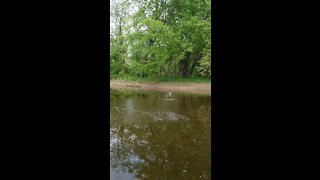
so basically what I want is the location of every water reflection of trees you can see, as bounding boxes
[110,89,211,179]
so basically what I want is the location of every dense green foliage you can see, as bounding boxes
[110,0,211,79]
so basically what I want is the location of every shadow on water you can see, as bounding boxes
[110,88,211,180]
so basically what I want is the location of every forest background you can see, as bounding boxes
[110,0,211,82]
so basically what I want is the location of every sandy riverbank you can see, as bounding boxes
[110,80,211,95]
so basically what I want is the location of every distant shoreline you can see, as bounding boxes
[110,80,211,95]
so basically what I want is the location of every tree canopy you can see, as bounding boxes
[110,0,211,79]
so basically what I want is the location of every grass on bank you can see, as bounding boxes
[110,75,211,83]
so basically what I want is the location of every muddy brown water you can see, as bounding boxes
[110,88,211,179]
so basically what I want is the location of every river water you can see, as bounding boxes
[110,88,211,179]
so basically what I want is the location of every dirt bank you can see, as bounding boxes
[110,80,211,95]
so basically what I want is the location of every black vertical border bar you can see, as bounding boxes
[103,0,111,178]
[212,0,225,179]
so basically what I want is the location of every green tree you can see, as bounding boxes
[110,0,211,78]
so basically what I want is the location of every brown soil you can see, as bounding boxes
[110,80,211,95]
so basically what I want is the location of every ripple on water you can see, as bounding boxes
[111,107,190,122]
[143,111,190,121]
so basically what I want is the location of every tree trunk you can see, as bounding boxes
[167,61,171,79]
[180,53,190,78]
[189,51,201,77]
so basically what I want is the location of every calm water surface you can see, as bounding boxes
[110,88,211,180]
